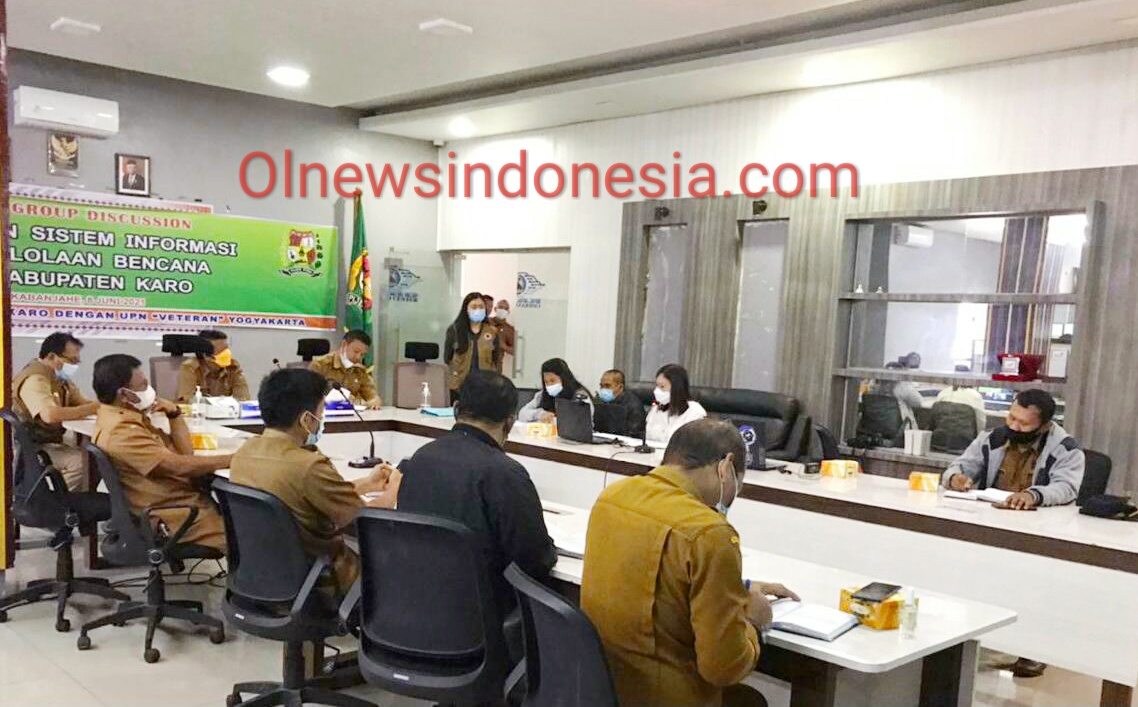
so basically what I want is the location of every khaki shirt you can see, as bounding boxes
[995,442,1042,492]
[229,429,363,591]
[309,352,378,405]
[13,359,93,444]
[176,357,251,402]
[92,405,225,551]
[582,466,759,707]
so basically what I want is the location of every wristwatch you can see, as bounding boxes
[165,408,183,420]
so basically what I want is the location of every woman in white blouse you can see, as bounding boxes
[644,364,707,444]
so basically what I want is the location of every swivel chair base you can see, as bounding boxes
[0,543,129,631]
[226,641,372,707]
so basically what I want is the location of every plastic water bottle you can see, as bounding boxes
[420,382,431,409]
[191,386,205,422]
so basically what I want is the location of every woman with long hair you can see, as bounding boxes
[518,357,592,423]
[444,292,500,401]
[644,363,707,443]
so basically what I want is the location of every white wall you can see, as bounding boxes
[437,43,1138,388]
[9,50,438,397]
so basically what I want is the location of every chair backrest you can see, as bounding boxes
[1,409,68,528]
[285,361,310,369]
[811,424,841,461]
[83,442,151,565]
[393,362,449,409]
[516,388,541,416]
[929,401,978,454]
[149,356,186,401]
[356,508,506,663]
[297,338,331,362]
[857,393,904,443]
[213,479,312,604]
[505,563,619,707]
[1078,449,1113,506]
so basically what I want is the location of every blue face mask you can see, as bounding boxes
[715,461,738,516]
[468,308,487,323]
[598,388,616,403]
[545,382,563,398]
[304,412,325,447]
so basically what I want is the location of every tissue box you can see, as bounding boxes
[191,433,218,451]
[840,587,903,630]
[908,471,940,492]
[525,423,557,438]
[821,460,860,478]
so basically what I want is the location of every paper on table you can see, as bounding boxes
[769,600,860,642]
[944,488,1013,503]
[543,509,586,559]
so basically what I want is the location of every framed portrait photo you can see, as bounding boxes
[115,153,151,197]
[48,132,80,177]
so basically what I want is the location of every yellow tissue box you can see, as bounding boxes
[525,423,557,439]
[191,433,218,451]
[840,587,903,630]
[908,471,940,492]
[821,460,860,478]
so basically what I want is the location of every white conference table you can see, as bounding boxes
[66,408,1138,705]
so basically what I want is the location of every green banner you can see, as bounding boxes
[8,197,337,331]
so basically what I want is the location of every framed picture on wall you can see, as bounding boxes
[47,132,80,177]
[115,153,151,197]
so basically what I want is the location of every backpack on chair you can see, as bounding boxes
[929,401,978,454]
[854,394,906,448]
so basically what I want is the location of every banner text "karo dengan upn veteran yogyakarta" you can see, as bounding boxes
[239,150,859,200]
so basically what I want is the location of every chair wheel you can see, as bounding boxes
[0,610,8,623]
[226,693,243,707]
[113,620,128,627]
[56,618,71,632]
[144,647,160,663]
[209,626,225,644]
[77,635,92,650]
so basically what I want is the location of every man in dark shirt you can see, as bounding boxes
[397,370,556,617]
[594,369,647,438]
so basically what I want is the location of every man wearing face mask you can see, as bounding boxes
[943,389,1084,510]
[396,370,555,620]
[229,368,400,596]
[309,329,382,409]
[92,354,233,553]
[176,330,251,403]
[13,332,101,491]
[582,418,797,707]
[492,299,516,375]
[594,369,647,439]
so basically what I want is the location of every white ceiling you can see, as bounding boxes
[12,0,1138,142]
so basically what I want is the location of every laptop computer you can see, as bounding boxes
[555,398,613,445]
[739,423,786,472]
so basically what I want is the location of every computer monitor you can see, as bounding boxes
[555,398,609,445]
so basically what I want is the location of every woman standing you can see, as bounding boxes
[519,358,592,423]
[644,363,707,443]
[444,292,500,402]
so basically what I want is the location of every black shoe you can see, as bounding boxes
[1011,658,1047,678]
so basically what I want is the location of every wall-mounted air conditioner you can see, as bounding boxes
[13,86,119,138]
[891,224,934,248]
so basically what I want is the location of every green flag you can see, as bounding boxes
[345,194,373,364]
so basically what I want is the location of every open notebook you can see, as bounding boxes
[944,488,1012,504]
[769,600,859,642]
[542,508,586,559]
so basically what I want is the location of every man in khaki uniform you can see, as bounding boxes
[309,329,382,409]
[230,368,400,594]
[176,329,251,402]
[582,419,798,707]
[13,332,100,490]
[92,354,232,552]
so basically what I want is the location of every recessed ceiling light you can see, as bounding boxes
[50,17,102,37]
[267,66,310,87]
[448,117,476,138]
[419,18,474,37]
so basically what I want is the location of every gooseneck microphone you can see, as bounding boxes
[272,358,283,370]
[332,382,382,469]
[635,402,654,454]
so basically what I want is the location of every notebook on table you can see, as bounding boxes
[769,600,860,642]
[944,488,1012,504]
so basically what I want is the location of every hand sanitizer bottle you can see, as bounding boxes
[899,587,919,639]
[191,386,205,422]
[420,382,431,410]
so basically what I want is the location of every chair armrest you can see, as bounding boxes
[336,579,361,635]
[141,503,200,550]
[504,660,527,704]
[290,554,333,618]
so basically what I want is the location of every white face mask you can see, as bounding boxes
[495,308,509,320]
[59,362,80,381]
[340,351,355,369]
[654,387,671,406]
[130,385,157,411]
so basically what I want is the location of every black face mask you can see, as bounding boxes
[1005,426,1043,445]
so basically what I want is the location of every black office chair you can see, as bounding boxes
[503,563,618,707]
[810,424,841,461]
[213,479,372,707]
[76,443,225,663]
[1077,449,1113,506]
[354,509,512,705]
[0,410,128,630]
[290,339,332,368]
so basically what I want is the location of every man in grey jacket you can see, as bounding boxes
[943,389,1084,510]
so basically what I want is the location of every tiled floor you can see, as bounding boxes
[1,543,1133,707]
